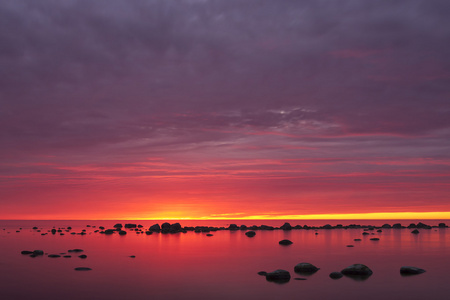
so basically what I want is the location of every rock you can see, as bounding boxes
[63,255,71,258]
[124,223,137,229]
[161,223,171,230]
[346,245,354,247]
[294,277,307,280]
[265,269,291,282]
[32,250,44,256]
[145,231,153,235]
[104,229,115,234]
[78,255,87,259]
[32,227,38,230]
[438,223,447,228]
[240,225,248,230]
[381,224,392,228]
[149,224,161,232]
[245,231,256,237]
[370,238,380,241]
[51,229,57,234]
[411,229,420,234]
[228,224,239,230]
[206,233,213,237]
[341,264,373,276]
[362,232,370,235]
[354,239,362,241]
[113,223,123,229]
[68,249,83,253]
[294,262,319,274]
[322,224,333,229]
[260,225,274,230]
[74,267,92,271]
[279,239,293,245]
[329,272,343,279]
[21,250,33,255]
[129,255,136,258]
[118,230,127,235]
[392,223,402,229]
[48,254,61,258]
[400,266,426,275]
[257,271,267,276]
[280,222,292,230]
[169,223,182,232]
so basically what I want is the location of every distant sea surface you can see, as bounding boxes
[0,219,448,300]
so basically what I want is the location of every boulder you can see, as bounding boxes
[322,224,333,229]
[280,223,292,230]
[329,272,343,279]
[78,255,87,259]
[113,223,123,229]
[228,224,239,230]
[124,224,137,229]
[118,230,127,235]
[341,264,373,276]
[149,224,161,232]
[294,262,319,274]
[392,223,402,229]
[438,223,447,228]
[21,250,33,255]
[68,249,83,253]
[381,224,392,228]
[265,269,291,282]
[48,254,61,258]
[245,231,256,237]
[411,229,420,234]
[278,239,293,245]
[169,223,182,233]
[400,266,426,275]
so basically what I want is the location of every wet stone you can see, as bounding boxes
[279,239,293,245]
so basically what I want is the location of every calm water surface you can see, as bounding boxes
[0,220,448,300]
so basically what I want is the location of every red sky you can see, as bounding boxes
[1,0,449,220]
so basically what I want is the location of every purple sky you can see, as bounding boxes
[1,0,449,219]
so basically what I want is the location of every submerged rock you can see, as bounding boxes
[68,249,83,253]
[329,272,343,279]
[118,230,127,235]
[257,271,267,276]
[294,262,319,274]
[48,254,61,258]
[265,269,291,282]
[279,239,293,245]
[400,266,426,275]
[21,250,33,255]
[341,264,373,276]
[78,255,87,259]
[411,229,420,234]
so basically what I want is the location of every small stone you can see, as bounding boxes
[118,230,127,235]
[74,267,92,271]
[63,255,71,258]
[68,249,84,253]
[354,238,362,241]
[48,254,61,258]
[78,254,87,259]
[294,277,307,280]
[129,255,136,258]
[341,264,373,276]
[370,238,380,241]
[294,262,319,274]
[206,233,213,236]
[32,250,44,256]
[329,272,343,279]
[257,271,267,276]
[279,239,293,245]
[400,266,426,275]
[411,229,420,234]
[265,269,291,282]
[21,250,33,255]
[346,245,354,247]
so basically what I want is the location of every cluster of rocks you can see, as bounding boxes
[259,263,425,283]
[21,248,87,259]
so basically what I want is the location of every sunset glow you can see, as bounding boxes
[1,1,449,220]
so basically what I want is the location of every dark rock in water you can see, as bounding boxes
[377,229,382,232]
[370,238,380,241]
[322,224,333,229]
[240,225,248,230]
[294,262,319,274]
[245,231,256,237]
[411,229,420,234]
[51,229,57,234]
[113,223,123,229]
[99,226,105,230]
[206,233,213,237]
[257,271,267,276]
[74,267,92,271]
[381,224,392,228]
[294,277,307,280]
[329,272,343,279]
[438,223,447,228]
[78,255,87,259]
[149,224,161,232]
[354,239,362,241]
[392,223,402,229]
[260,225,274,230]
[416,222,430,229]
[279,239,293,245]
[161,223,171,230]
[63,255,71,258]
[169,223,182,232]
[124,223,137,229]
[137,224,143,228]
[341,264,373,276]
[280,222,292,230]
[48,254,61,258]
[228,224,239,230]
[118,230,127,235]
[346,245,354,247]
[400,266,426,275]
[145,231,153,235]
[32,227,38,230]
[129,255,136,258]
[21,250,33,255]
[407,223,417,228]
[68,249,83,253]
[104,229,115,235]
[362,232,370,235]
[32,250,44,256]
[265,269,291,282]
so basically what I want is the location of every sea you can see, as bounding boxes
[0,219,448,300]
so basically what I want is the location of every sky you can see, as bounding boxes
[1,0,449,220]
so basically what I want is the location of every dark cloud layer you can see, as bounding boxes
[1,0,449,218]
